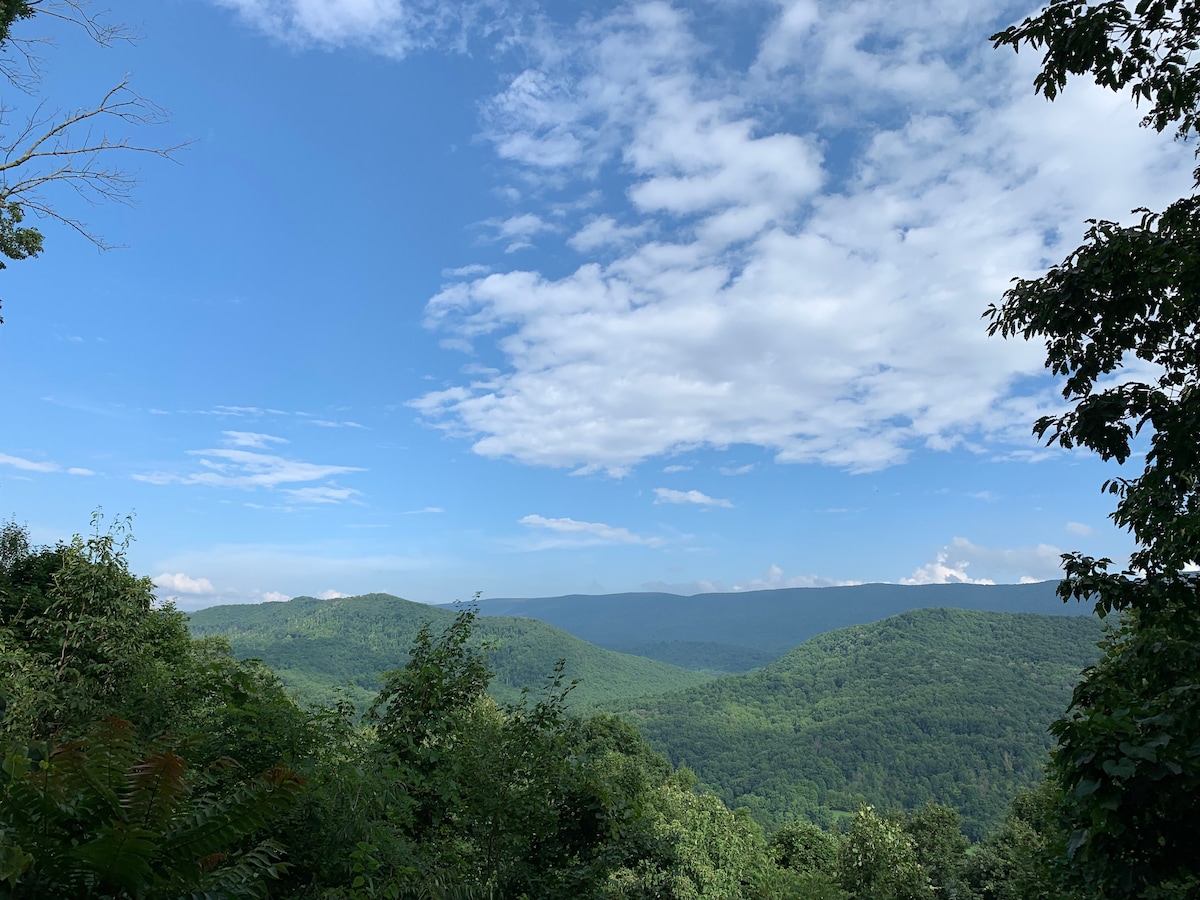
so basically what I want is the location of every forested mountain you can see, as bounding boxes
[474,581,1085,671]
[607,607,1104,837]
[186,592,713,708]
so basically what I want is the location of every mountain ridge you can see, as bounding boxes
[470,580,1084,671]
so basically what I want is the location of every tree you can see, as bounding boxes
[837,806,932,900]
[0,517,315,897]
[987,1,1200,895]
[904,802,970,900]
[0,515,194,741]
[362,609,668,898]
[0,1,186,323]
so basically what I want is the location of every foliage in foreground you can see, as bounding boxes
[990,0,1200,894]
[2,516,1092,900]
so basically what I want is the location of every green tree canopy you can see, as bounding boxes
[988,1,1200,894]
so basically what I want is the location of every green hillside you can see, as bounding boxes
[608,607,1104,837]
[186,593,714,709]
[475,581,1087,672]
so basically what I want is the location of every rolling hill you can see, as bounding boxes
[473,581,1085,673]
[186,593,714,709]
[606,606,1104,837]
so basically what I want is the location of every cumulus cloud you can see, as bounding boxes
[154,572,216,595]
[653,487,733,507]
[407,0,1192,475]
[1066,521,1095,537]
[518,513,663,547]
[318,589,349,599]
[902,537,1065,585]
[261,591,291,602]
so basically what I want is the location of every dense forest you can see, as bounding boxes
[187,594,714,710]
[191,592,1104,840]
[0,518,1112,899]
[609,609,1102,837]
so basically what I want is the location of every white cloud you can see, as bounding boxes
[223,431,288,449]
[653,487,732,508]
[1066,521,1095,537]
[209,0,514,57]
[902,553,994,586]
[902,537,1065,585]
[518,513,663,547]
[732,563,861,591]
[662,464,691,473]
[0,453,60,473]
[136,447,362,488]
[66,467,96,476]
[261,591,291,602]
[284,486,363,504]
[403,506,445,514]
[133,443,365,504]
[720,464,755,476]
[484,213,555,254]
[318,589,349,599]
[569,216,650,252]
[410,0,1192,475]
[154,572,216,595]
[443,263,492,278]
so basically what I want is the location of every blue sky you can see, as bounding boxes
[1,0,1193,610]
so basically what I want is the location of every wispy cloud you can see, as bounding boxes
[304,419,365,429]
[133,441,365,504]
[210,0,518,58]
[719,464,755,476]
[653,487,732,508]
[283,486,363,504]
[223,431,289,449]
[482,213,556,253]
[518,513,663,548]
[1,453,92,475]
[0,453,61,473]
[403,506,445,515]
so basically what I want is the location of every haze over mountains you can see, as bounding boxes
[472,580,1087,672]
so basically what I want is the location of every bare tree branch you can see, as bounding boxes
[0,1,190,267]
